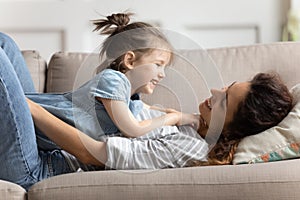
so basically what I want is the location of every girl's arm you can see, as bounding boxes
[101,98,199,138]
[26,98,106,167]
[144,104,177,113]
[145,103,200,129]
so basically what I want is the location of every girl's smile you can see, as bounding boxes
[127,49,171,95]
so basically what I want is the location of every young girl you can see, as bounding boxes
[26,13,199,149]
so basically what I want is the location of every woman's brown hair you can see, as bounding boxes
[191,72,293,166]
[92,13,173,73]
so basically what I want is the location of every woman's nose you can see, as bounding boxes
[210,88,227,104]
[210,88,226,95]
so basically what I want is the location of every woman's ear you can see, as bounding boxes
[123,51,136,69]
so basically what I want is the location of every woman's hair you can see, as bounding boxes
[191,72,293,166]
[92,12,173,73]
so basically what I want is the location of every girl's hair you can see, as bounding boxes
[92,12,173,73]
[190,72,293,166]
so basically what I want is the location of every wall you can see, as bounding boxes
[0,0,289,61]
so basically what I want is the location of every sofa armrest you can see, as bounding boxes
[0,180,26,200]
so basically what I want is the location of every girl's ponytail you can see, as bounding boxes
[92,13,133,35]
[92,12,173,72]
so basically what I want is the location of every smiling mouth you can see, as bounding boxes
[150,79,159,85]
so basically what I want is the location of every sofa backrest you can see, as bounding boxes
[22,50,47,93]
[46,52,100,93]
[23,42,300,113]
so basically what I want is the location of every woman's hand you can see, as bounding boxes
[26,98,38,117]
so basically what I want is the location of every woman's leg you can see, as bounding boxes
[0,47,48,190]
[0,32,35,93]
[0,33,64,151]
[0,33,73,191]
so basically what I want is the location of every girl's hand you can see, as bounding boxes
[177,113,200,130]
[165,108,200,130]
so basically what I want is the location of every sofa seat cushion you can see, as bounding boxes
[28,159,300,200]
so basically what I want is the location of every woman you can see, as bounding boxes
[0,30,292,190]
[26,72,293,170]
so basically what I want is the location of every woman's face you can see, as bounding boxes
[198,81,250,137]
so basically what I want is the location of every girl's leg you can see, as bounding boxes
[0,47,47,190]
[0,32,35,93]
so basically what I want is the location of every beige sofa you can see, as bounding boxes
[1,42,300,200]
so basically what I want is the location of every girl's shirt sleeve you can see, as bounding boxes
[90,69,143,116]
[90,69,131,102]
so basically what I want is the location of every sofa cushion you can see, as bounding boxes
[22,50,47,93]
[233,83,300,164]
[207,42,300,89]
[27,159,300,200]
[46,52,99,93]
[0,180,26,200]
[44,42,300,113]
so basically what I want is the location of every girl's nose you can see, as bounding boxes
[158,67,166,78]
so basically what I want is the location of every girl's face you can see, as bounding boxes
[198,81,250,137]
[125,49,171,95]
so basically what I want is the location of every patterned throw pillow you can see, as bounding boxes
[233,84,300,164]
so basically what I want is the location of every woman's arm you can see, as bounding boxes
[26,98,106,166]
[101,98,199,138]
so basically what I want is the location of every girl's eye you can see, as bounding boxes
[156,64,166,69]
